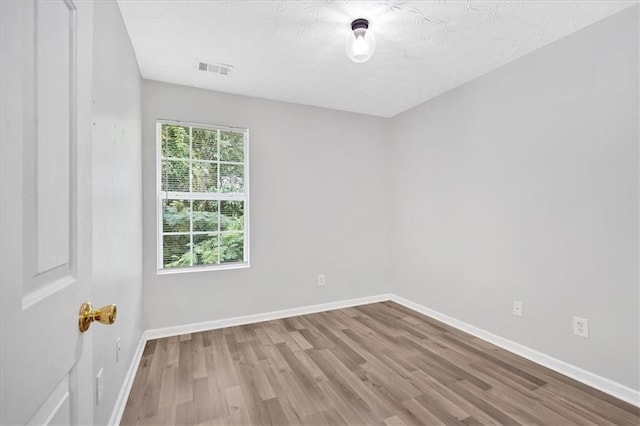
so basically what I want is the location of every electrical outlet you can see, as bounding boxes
[573,316,589,338]
[317,274,325,286]
[116,337,121,363]
[513,301,523,317]
[96,368,104,405]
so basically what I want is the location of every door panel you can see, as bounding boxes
[1,0,93,424]
[26,377,71,426]
[34,0,73,276]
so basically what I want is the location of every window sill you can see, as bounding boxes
[157,262,250,275]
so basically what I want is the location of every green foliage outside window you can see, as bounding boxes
[160,123,247,270]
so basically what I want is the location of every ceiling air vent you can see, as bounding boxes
[197,61,234,76]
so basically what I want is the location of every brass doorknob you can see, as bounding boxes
[78,302,117,333]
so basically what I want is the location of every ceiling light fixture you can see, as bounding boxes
[346,18,376,63]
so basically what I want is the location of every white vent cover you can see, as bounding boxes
[197,61,233,76]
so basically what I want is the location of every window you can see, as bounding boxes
[157,121,249,272]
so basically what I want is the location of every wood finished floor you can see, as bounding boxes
[121,302,640,425]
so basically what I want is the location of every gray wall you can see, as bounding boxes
[389,6,639,390]
[92,1,143,423]
[141,81,391,329]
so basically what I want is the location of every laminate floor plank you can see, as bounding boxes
[121,342,155,425]
[410,369,502,426]
[342,328,419,375]
[275,344,332,414]
[315,379,368,425]
[122,302,639,425]
[141,338,168,419]
[309,350,383,424]
[401,397,446,425]
[224,385,252,425]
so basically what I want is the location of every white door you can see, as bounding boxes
[1,0,95,424]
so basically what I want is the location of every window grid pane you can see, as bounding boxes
[192,128,219,161]
[162,159,189,192]
[162,199,190,233]
[220,232,244,263]
[193,200,219,232]
[162,125,190,159]
[192,162,218,192]
[193,233,219,266]
[163,234,191,269]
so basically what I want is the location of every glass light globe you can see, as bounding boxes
[345,20,376,63]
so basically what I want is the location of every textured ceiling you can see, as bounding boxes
[117,0,636,117]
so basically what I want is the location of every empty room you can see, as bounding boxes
[1,0,639,425]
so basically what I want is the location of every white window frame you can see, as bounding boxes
[156,119,250,274]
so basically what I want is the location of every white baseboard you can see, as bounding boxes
[390,294,640,408]
[144,293,393,341]
[108,333,147,425]
[109,292,639,424]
